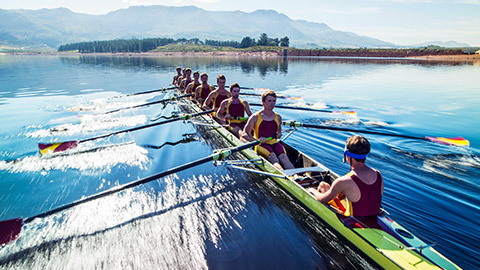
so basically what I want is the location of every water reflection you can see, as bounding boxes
[59,54,479,77]
[59,55,290,76]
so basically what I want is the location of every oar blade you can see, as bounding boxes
[38,140,79,155]
[0,218,23,245]
[425,136,470,147]
[339,111,357,116]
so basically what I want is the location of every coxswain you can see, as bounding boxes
[241,90,294,171]
[172,66,182,86]
[194,73,215,105]
[217,82,252,137]
[203,74,230,113]
[178,68,192,92]
[308,135,383,217]
[184,71,202,99]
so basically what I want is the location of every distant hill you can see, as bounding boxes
[0,5,397,49]
[411,40,471,48]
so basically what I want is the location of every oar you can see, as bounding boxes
[0,137,271,246]
[249,103,357,116]
[109,86,178,99]
[240,92,302,101]
[282,120,470,147]
[103,93,192,115]
[67,86,180,111]
[38,110,214,155]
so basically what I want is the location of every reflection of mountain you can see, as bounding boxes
[63,55,473,77]
[1,6,395,49]
[60,55,290,77]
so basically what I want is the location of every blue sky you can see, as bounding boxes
[1,0,479,46]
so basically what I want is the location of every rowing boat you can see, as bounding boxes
[175,91,461,269]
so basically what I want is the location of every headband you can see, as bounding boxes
[344,147,368,159]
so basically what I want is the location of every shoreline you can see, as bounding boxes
[2,50,480,62]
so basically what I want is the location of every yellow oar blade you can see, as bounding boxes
[339,111,357,116]
[425,136,470,147]
[38,141,79,155]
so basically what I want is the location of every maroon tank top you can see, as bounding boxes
[227,101,245,117]
[350,171,382,217]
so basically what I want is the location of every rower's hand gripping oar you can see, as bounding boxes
[1,137,272,246]
[103,93,192,115]
[283,120,470,147]
[38,109,214,155]
[249,103,356,116]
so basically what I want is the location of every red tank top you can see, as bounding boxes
[214,92,230,109]
[199,84,212,100]
[254,112,279,139]
[350,171,382,217]
[227,100,245,118]
[188,82,201,94]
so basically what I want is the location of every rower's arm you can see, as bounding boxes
[216,100,228,121]
[277,114,283,139]
[194,86,200,102]
[203,92,215,110]
[309,178,347,204]
[244,102,253,116]
[241,115,257,142]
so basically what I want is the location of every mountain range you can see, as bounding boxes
[0,5,469,50]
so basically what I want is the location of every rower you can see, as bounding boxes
[178,68,192,92]
[241,90,294,171]
[175,68,186,87]
[217,82,253,137]
[172,66,182,86]
[184,71,202,99]
[194,73,215,105]
[308,135,383,217]
[202,74,230,113]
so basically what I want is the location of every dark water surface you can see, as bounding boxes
[0,55,479,269]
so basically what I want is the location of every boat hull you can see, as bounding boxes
[177,94,460,270]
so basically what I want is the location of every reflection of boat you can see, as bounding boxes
[179,93,460,270]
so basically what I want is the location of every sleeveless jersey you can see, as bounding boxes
[213,91,230,109]
[253,112,280,144]
[226,100,246,124]
[197,84,213,101]
[348,170,382,217]
[187,81,201,95]
[180,78,192,90]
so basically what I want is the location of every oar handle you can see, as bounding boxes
[230,116,248,121]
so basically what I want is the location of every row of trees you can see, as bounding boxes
[58,33,289,53]
[58,38,176,53]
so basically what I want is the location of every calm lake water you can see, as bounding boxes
[0,54,479,269]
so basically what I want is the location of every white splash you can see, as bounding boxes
[25,115,148,138]
[0,143,149,173]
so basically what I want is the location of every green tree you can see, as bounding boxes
[258,33,269,46]
[240,36,255,48]
[280,36,289,47]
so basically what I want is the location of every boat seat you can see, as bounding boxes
[282,166,326,176]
